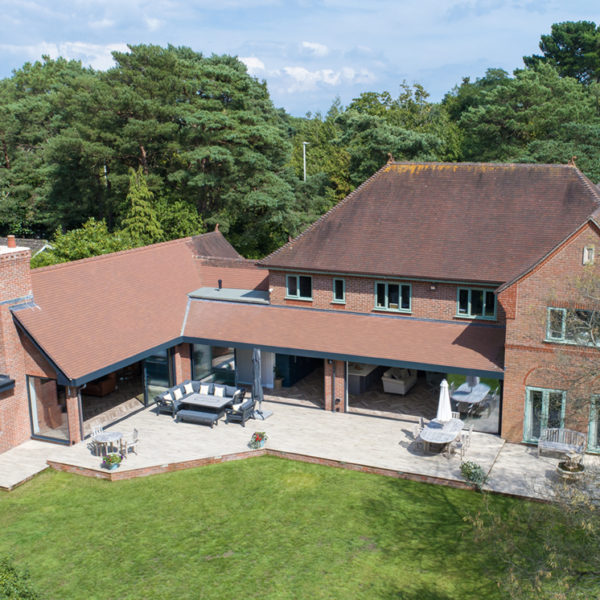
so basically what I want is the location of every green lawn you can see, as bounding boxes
[0,457,517,599]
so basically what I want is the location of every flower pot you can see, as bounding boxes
[258,439,266,448]
[557,461,584,482]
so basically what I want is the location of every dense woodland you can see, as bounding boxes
[1,21,600,265]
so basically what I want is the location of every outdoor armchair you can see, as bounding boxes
[225,396,254,427]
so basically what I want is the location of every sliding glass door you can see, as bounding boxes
[143,349,173,405]
[27,375,69,442]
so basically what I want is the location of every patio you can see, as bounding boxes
[2,397,598,500]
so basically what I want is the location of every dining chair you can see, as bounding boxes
[122,429,139,456]
[451,411,460,419]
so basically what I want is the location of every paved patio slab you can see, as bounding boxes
[2,401,598,500]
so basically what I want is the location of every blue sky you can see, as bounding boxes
[0,1,598,116]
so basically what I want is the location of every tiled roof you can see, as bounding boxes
[259,162,600,284]
[189,231,242,259]
[195,257,269,291]
[183,301,504,375]
[14,238,202,381]
[12,232,248,382]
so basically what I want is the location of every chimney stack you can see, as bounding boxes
[6,235,16,249]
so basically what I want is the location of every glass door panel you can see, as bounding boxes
[27,376,69,442]
[548,392,565,429]
[144,349,172,404]
[526,389,544,441]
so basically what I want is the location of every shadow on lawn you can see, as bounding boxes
[360,477,507,598]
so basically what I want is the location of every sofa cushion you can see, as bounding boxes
[173,387,183,401]
[183,382,194,396]
[231,402,243,412]
[225,385,238,398]
[199,383,212,395]
[213,385,225,397]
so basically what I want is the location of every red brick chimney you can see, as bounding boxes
[0,237,33,453]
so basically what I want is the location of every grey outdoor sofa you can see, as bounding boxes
[155,380,245,420]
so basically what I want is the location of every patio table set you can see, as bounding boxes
[416,378,476,457]
[92,428,139,456]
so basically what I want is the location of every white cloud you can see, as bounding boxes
[281,65,375,92]
[0,42,129,71]
[239,56,266,75]
[144,17,162,31]
[301,41,329,57]
[89,18,114,29]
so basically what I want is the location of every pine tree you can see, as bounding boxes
[121,167,164,247]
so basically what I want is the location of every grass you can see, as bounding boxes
[0,457,522,599]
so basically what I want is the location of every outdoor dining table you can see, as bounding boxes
[180,394,234,411]
[419,418,464,452]
[94,431,122,455]
[451,382,490,409]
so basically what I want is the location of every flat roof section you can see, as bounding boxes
[183,301,505,377]
[189,288,270,304]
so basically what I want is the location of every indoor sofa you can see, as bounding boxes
[381,368,417,395]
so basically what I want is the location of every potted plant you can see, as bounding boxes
[101,453,124,471]
[556,452,585,482]
[249,432,268,449]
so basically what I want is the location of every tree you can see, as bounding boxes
[30,218,130,268]
[524,21,600,84]
[0,556,40,599]
[455,64,600,167]
[120,167,163,247]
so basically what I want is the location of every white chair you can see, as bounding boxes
[121,429,139,456]
[462,425,474,450]
[413,417,425,449]
[451,411,460,419]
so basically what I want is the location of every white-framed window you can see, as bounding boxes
[332,278,345,303]
[583,245,595,265]
[457,288,496,319]
[286,274,312,300]
[546,307,600,346]
[374,282,411,312]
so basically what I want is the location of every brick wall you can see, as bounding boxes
[269,270,505,325]
[500,224,600,443]
[173,343,192,383]
[0,247,33,454]
[323,359,346,412]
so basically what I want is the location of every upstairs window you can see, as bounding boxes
[286,275,312,300]
[546,307,600,346]
[375,282,411,312]
[583,245,595,265]
[457,288,496,319]
[332,278,345,303]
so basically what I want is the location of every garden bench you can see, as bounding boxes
[537,428,586,457]
[176,409,221,428]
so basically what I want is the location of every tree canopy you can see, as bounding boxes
[2,24,600,264]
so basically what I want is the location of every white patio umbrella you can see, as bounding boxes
[436,379,453,422]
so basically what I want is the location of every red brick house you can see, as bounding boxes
[0,162,599,454]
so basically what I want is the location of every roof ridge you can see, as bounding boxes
[32,237,192,273]
[571,164,600,205]
[388,161,578,168]
[259,162,391,265]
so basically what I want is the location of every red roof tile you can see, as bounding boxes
[14,238,202,381]
[259,162,600,283]
[195,257,269,291]
[183,301,504,375]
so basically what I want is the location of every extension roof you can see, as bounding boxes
[12,232,260,383]
[259,162,600,284]
[182,301,504,377]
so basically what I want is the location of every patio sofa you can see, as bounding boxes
[381,368,417,395]
[155,380,245,419]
